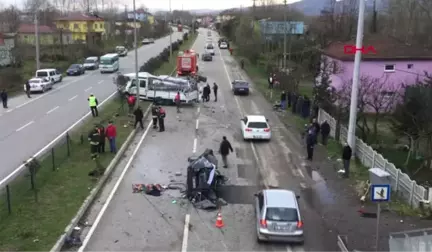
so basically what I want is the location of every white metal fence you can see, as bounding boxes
[317,109,428,207]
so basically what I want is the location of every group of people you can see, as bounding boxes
[88,121,118,160]
[151,104,166,132]
[202,83,218,102]
[279,91,312,118]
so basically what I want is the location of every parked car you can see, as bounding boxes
[240,115,271,140]
[201,53,213,61]
[116,46,128,56]
[232,80,250,95]
[24,77,53,93]
[35,68,62,83]
[254,189,303,243]
[219,41,228,49]
[83,56,99,70]
[66,64,85,76]
[142,38,151,45]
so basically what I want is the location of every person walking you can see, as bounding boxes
[88,125,101,160]
[320,120,330,145]
[213,82,218,102]
[280,90,286,110]
[174,91,181,113]
[133,106,144,129]
[268,74,274,89]
[151,104,159,129]
[25,80,31,98]
[0,89,8,108]
[219,136,233,168]
[342,143,352,178]
[105,120,117,153]
[98,124,105,153]
[305,128,316,161]
[88,94,99,117]
[158,106,166,132]
[127,94,136,115]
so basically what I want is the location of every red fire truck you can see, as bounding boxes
[176,50,198,76]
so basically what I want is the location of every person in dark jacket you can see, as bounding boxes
[0,89,8,108]
[311,118,320,135]
[306,129,316,161]
[151,104,159,129]
[88,125,100,160]
[219,136,233,168]
[280,91,286,110]
[203,84,210,102]
[213,82,218,102]
[320,120,330,145]
[133,106,144,129]
[287,91,292,108]
[158,106,166,132]
[25,80,31,98]
[342,143,352,178]
[98,124,105,153]
[291,92,298,113]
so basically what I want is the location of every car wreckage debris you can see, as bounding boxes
[132,183,187,197]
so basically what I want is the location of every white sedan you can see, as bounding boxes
[24,78,53,93]
[240,115,271,140]
[220,42,228,49]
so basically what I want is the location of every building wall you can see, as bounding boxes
[55,20,105,42]
[18,33,54,45]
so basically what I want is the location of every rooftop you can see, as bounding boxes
[322,35,432,61]
[18,24,54,33]
[264,189,297,208]
[55,13,104,21]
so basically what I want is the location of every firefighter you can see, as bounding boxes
[88,124,101,160]
[151,104,159,129]
[158,106,166,132]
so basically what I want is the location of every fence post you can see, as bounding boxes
[395,169,399,192]
[409,181,415,207]
[6,185,11,214]
[51,148,55,171]
[371,151,376,167]
[29,163,38,202]
[66,132,71,157]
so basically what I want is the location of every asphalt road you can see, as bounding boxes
[0,31,184,182]
[76,29,341,252]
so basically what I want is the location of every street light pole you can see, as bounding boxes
[169,0,172,57]
[347,0,366,153]
[283,0,287,70]
[133,0,140,108]
[34,12,40,70]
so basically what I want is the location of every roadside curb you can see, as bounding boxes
[50,105,151,252]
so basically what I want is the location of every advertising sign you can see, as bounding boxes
[259,21,304,35]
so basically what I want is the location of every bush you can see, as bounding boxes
[0,68,24,91]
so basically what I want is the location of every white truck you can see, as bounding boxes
[123,72,199,104]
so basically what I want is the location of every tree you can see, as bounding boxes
[0,5,21,32]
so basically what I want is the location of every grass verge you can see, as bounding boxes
[0,32,198,251]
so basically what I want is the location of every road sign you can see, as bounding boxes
[371,184,390,202]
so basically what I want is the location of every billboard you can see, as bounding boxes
[259,21,304,35]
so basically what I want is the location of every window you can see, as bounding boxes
[258,193,264,210]
[265,207,298,222]
[36,71,48,77]
[74,24,78,29]
[384,64,395,72]
[247,122,268,128]
[407,64,413,69]
[100,23,103,29]
[50,71,55,76]
[131,79,146,88]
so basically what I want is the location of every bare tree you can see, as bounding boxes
[0,6,21,32]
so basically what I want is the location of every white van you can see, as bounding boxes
[35,68,62,83]
[83,56,99,70]
[100,53,119,73]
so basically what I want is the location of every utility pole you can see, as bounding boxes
[283,0,287,70]
[347,0,366,154]
[169,0,172,57]
[34,11,40,70]
[133,0,139,107]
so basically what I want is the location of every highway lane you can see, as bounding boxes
[0,31,184,181]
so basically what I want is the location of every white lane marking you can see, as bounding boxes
[195,119,199,130]
[84,87,92,92]
[181,214,190,252]
[16,121,34,132]
[192,138,197,153]
[97,80,103,84]
[46,106,59,114]
[78,121,153,252]
[197,106,200,114]
[0,92,117,187]
[68,95,78,101]
[297,168,305,178]
[6,109,13,113]
[300,182,307,189]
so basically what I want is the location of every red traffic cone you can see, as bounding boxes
[215,212,224,228]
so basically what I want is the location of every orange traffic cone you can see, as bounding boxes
[215,212,224,228]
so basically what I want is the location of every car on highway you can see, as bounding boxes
[219,41,228,49]
[116,46,128,57]
[66,64,85,76]
[36,68,62,83]
[24,77,53,93]
[241,115,271,140]
[83,56,99,70]
[232,80,250,95]
[205,43,215,55]
[142,38,151,45]
[201,53,212,61]
[254,189,303,243]
[100,53,120,73]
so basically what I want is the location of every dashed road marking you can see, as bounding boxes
[6,109,13,113]
[195,119,199,130]
[98,80,104,84]
[85,87,93,92]
[181,214,190,252]
[46,106,59,114]
[16,121,34,132]
[192,138,197,153]
[68,95,78,101]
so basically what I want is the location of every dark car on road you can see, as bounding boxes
[201,53,212,61]
[232,80,250,95]
[66,64,85,76]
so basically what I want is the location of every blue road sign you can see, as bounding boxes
[371,184,390,202]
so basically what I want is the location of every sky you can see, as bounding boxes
[3,0,301,11]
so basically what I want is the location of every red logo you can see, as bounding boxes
[343,45,377,55]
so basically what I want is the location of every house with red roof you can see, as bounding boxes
[54,13,105,43]
[18,24,56,45]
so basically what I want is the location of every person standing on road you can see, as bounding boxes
[158,106,166,132]
[88,94,99,117]
[219,136,233,168]
[151,104,159,129]
[311,118,320,135]
[280,90,286,110]
[175,91,181,113]
[88,125,101,160]
[320,120,330,145]
[213,82,218,102]
[342,143,352,178]
[204,84,211,102]
[25,80,31,98]
[306,129,316,161]
[0,89,8,108]
[268,74,274,89]
[105,120,117,153]
[133,106,144,129]
[98,124,106,153]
